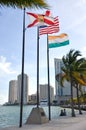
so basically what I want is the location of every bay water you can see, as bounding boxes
[0,105,74,128]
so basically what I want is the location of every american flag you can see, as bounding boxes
[39,16,59,35]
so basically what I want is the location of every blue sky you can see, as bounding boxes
[0,0,86,104]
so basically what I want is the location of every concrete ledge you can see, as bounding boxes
[26,107,49,124]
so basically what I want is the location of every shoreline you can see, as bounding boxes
[0,111,86,130]
[60,104,86,111]
[0,105,86,130]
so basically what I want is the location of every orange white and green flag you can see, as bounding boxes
[48,33,69,48]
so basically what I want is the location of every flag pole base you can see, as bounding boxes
[25,107,49,124]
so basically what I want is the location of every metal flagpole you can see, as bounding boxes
[47,34,51,120]
[19,7,26,127]
[37,26,40,108]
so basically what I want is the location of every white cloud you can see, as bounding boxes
[0,56,18,104]
[82,0,86,3]
[0,56,16,77]
[0,94,8,105]
[66,15,86,30]
[75,0,86,7]
[81,46,86,57]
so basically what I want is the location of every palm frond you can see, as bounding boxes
[61,49,86,88]
[0,0,49,9]
[72,72,86,86]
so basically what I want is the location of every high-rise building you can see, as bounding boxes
[54,58,76,104]
[40,84,54,103]
[54,58,86,104]
[8,80,17,104]
[54,58,63,98]
[17,74,29,104]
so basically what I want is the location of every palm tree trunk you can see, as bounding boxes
[76,85,82,114]
[70,79,76,117]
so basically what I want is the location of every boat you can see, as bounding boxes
[40,99,48,106]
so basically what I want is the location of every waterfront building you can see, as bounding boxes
[54,58,77,104]
[39,84,54,104]
[8,80,17,104]
[17,74,29,104]
[29,94,37,104]
[54,58,86,104]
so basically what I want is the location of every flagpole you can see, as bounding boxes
[47,34,51,120]
[19,7,26,127]
[37,26,40,108]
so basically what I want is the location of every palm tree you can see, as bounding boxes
[59,49,86,117]
[0,0,48,9]
[72,59,86,114]
[73,72,86,114]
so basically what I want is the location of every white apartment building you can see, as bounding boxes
[17,74,29,104]
[9,80,17,104]
[39,84,54,103]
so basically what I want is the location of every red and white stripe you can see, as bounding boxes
[39,16,59,35]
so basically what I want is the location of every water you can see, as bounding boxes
[0,105,76,128]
